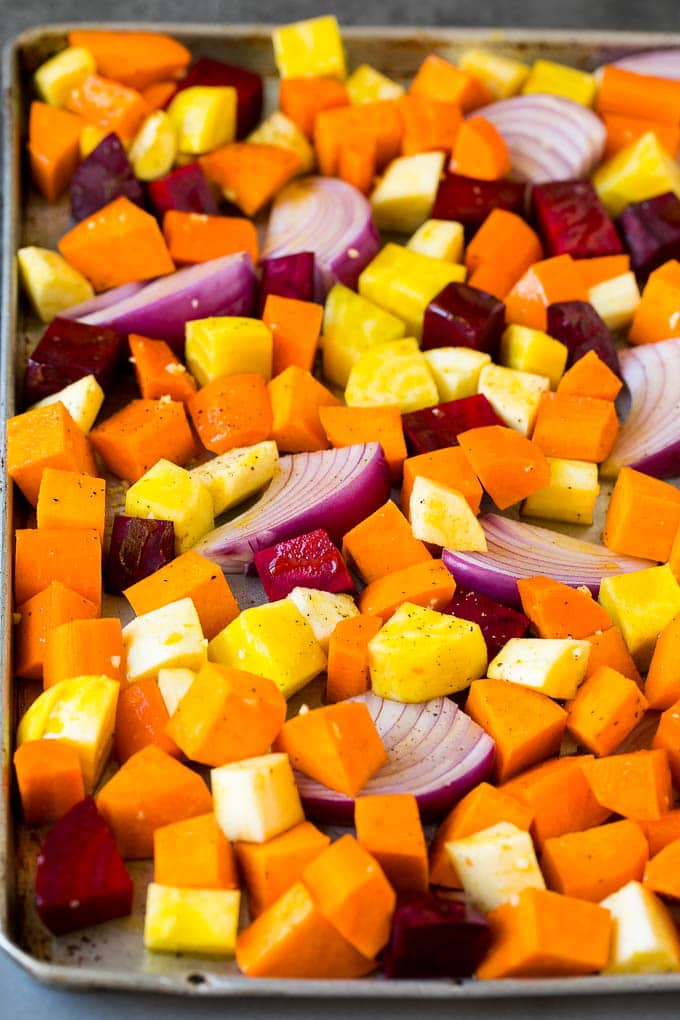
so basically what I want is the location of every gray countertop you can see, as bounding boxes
[4,0,680,1016]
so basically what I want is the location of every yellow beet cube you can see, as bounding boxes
[247,111,314,173]
[593,132,680,218]
[459,49,529,100]
[478,363,549,436]
[521,456,600,525]
[190,440,278,516]
[499,324,568,389]
[370,152,445,235]
[588,272,640,332]
[31,374,104,433]
[273,16,346,80]
[185,316,273,385]
[423,346,491,401]
[125,458,215,554]
[167,85,237,154]
[347,63,404,103]
[144,884,240,955]
[18,246,94,322]
[34,46,96,107]
[599,565,680,671]
[522,59,596,106]
[345,338,439,413]
[322,283,406,388]
[488,638,590,700]
[407,219,464,263]
[129,111,177,181]
[123,597,208,683]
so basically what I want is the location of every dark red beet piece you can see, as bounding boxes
[402,395,504,455]
[260,252,316,306]
[531,180,623,259]
[422,282,505,355]
[432,173,526,232]
[23,317,125,404]
[147,162,219,218]
[173,58,263,138]
[105,516,175,595]
[617,191,680,280]
[70,133,145,223]
[35,798,133,935]
[443,587,530,659]
[546,301,621,378]
[253,528,355,601]
[382,893,491,979]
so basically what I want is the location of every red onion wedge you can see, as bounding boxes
[473,95,605,183]
[442,514,652,608]
[606,49,680,80]
[196,442,391,573]
[61,281,146,320]
[262,176,381,296]
[76,253,257,352]
[296,692,495,825]
[601,337,680,480]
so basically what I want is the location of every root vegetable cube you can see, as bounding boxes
[36,467,105,539]
[546,299,621,378]
[618,191,680,279]
[644,840,680,899]
[583,626,642,685]
[358,559,456,620]
[600,880,680,974]
[322,283,405,388]
[326,614,383,702]
[157,667,196,717]
[505,254,588,333]
[129,110,177,181]
[583,750,673,821]
[477,363,549,436]
[443,588,530,660]
[34,45,96,107]
[91,400,196,484]
[122,597,207,682]
[347,63,403,103]
[382,892,492,979]
[423,347,491,401]
[556,348,623,400]
[212,752,304,843]
[125,459,214,554]
[28,101,84,202]
[14,527,102,609]
[355,793,428,894]
[269,365,339,453]
[532,391,620,462]
[13,740,85,826]
[31,374,104,433]
[189,440,278,516]
[235,821,330,916]
[154,813,239,890]
[542,820,649,902]
[407,219,464,261]
[487,637,590,700]
[43,617,125,688]
[522,456,600,525]
[532,180,622,259]
[345,338,439,414]
[523,59,596,106]
[247,111,314,173]
[517,575,612,639]
[446,821,545,913]
[13,581,99,682]
[599,564,680,670]
[184,316,273,385]
[409,476,487,551]
[24,317,125,405]
[273,16,346,80]
[459,49,529,100]
[188,371,272,455]
[589,271,640,331]
[144,884,240,954]
[422,282,505,355]
[104,516,175,596]
[342,499,432,584]
[403,394,504,455]
[458,425,550,510]
[593,131,680,218]
[402,446,482,517]
[603,466,680,562]
[17,246,94,323]
[652,699,680,785]
[370,152,445,234]
[567,666,648,757]
[285,588,358,652]
[167,85,237,154]
[499,324,568,389]
[8,402,97,506]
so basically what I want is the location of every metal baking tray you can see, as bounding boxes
[4,20,680,998]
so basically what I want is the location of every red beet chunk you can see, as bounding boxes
[253,528,355,601]
[260,252,316,305]
[105,516,175,595]
[432,173,526,231]
[23,317,125,404]
[618,191,680,280]
[147,162,219,218]
[35,798,133,935]
[422,282,505,355]
[402,394,504,455]
[70,134,144,223]
[382,893,491,979]
[532,180,623,259]
[173,58,263,138]
[546,301,621,378]
[443,586,530,659]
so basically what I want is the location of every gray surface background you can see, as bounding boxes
[4,0,680,1016]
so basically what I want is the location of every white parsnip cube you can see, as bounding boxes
[129,111,177,181]
[588,272,641,331]
[446,822,545,913]
[407,220,464,263]
[211,752,304,843]
[123,597,207,683]
[144,884,240,955]
[600,881,680,974]
[31,374,104,433]
[248,112,315,173]
[478,363,549,436]
[157,667,197,717]
[409,477,487,551]
[370,152,446,234]
[286,588,358,652]
[18,247,94,323]
[522,457,600,525]
[423,346,491,401]
[125,458,214,554]
[488,637,590,699]
[34,46,96,107]
[190,441,278,516]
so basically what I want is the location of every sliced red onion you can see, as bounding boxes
[296,693,495,825]
[607,49,680,80]
[601,337,680,479]
[76,253,257,352]
[61,281,146,320]
[262,176,381,296]
[473,95,606,183]
[196,443,391,573]
[442,514,652,607]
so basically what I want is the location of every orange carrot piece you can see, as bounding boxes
[114,678,181,763]
[573,253,631,289]
[582,749,673,822]
[646,617,680,710]
[639,811,680,855]
[36,467,106,541]
[13,740,85,826]
[302,834,396,959]
[596,65,680,125]
[452,115,510,180]
[129,334,197,403]
[319,404,407,484]
[603,466,680,562]
[68,30,191,90]
[314,102,403,175]
[268,365,339,453]
[140,80,178,112]
[235,822,330,917]
[410,55,492,112]
[583,626,642,686]
[602,111,680,158]
[464,209,542,288]
[556,349,623,400]
[279,77,350,139]
[517,575,612,639]
[14,581,99,682]
[273,703,387,798]
[466,678,567,783]
[28,101,84,202]
[652,699,680,786]
[14,528,102,610]
[262,294,324,377]
[90,398,195,483]
[567,665,648,757]
[65,73,150,141]
[95,744,212,859]
[531,392,620,463]
[357,559,456,620]
[342,500,432,584]
[644,840,680,899]
[429,782,533,889]
[162,211,259,265]
[336,136,377,194]
[188,372,272,455]
[7,402,97,507]
[200,143,302,217]
[504,254,588,332]
[541,819,649,903]
[466,260,521,302]
[154,812,239,890]
[236,880,376,978]
[398,95,462,156]
[669,525,680,582]
[401,446,483,516]
[457,425,550,510]
[354,793,428,894]
[43,617,124,688]
[326,613,383,703]
[58,196,174,291]
[629,260,680,345]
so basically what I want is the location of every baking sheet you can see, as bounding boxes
[4,21,680,996]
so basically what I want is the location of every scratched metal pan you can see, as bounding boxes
[3,20,680,997]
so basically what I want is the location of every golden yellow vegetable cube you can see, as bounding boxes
[499,324,568,389]
[190,440,278,516]
[459,49,529,99]
[129,111,177,181]
[322,283,406,388]
[593,132,680,218]
[370,152,445,235]
[588,272,641,332]
[346,63,404,103]
[488,638,590,699]
[167,85,237,154]
[144,884,241,955]
[599,564,680,670]
[522,59,596,106]
[478,363,549,436]
[31,374,104,433]
[34,46,96,107]
[212,752,304,842]
[273,16,346,80]
[521,456,600,525]
[409,477,487,551]
[345,338,439,413]
[184,316,273,386]
[122,597,208,683]
[423,346,491,401]
[407,219,464,263]
[125,458,215,554]
[18,246,94,322]
[600,881,680,974]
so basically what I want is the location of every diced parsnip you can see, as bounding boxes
[272,16,346,80]
[129,111,177,181]
[157,667,197,717]
[144,884,240,955]
[125,459,215,554]
[370,152,445,235]
[423,346,491,401]
[599,565,680,671]
[600,881,680,974]
[122,597,207,683]
[190,441,278,517]
[588,272,640,331]
[167,86,237,154]
[499,324,568,389]
[345,338,439,413]
[286,588,358,652]
[593,132,680,218]
[522,59,596,106]
[409,476,487,551]
[322,283,406,388]
[488,637,590,699]
[521,457,600,525]
[346,63,404,103]
[34,46,97,107]
[31,374,104,433]
[248,111,315,173]
[18,246,94,322]
[459,48,529,99]
[212,752,304,842]
[185,317,273,386]
[478,363,549,436]
[446,821,545,913]
[407,219,464,263]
